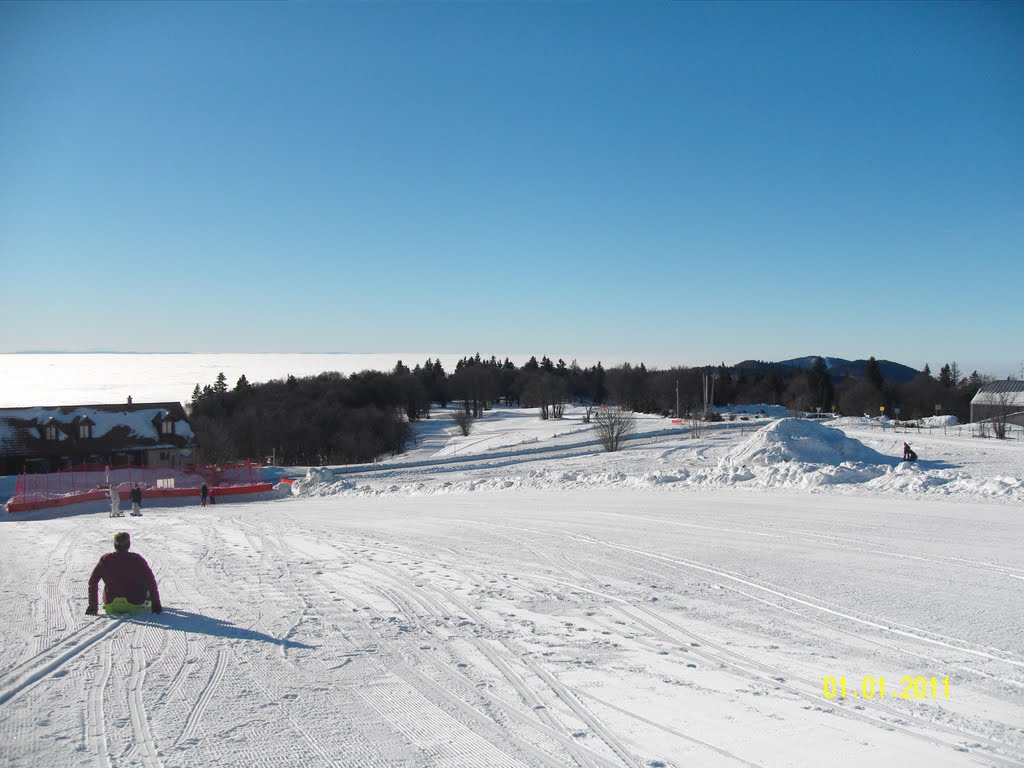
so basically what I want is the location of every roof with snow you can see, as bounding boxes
[0,402,194,457]
[971,380,1024,407]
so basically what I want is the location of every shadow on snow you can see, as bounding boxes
[129,608,317,650]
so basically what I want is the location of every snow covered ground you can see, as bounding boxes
[2,407,1023,767]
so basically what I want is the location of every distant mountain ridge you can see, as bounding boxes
[734,356,920,385]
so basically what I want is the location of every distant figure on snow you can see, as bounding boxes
[209,485,216,505]
[200,482,209,506]
[902,443,917,462]
[109,485,122,518]
[130,483,143,517]
[86,532,162,616]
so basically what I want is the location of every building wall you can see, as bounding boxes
[144,448,191,467]
[970,404,1024,428]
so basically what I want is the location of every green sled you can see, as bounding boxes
[103,597,152,615]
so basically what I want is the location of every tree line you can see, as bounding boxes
[188,355,992,465]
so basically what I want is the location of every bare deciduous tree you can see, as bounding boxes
[452,408,476,437]
[593,406,636,452]
[990,388,1017,439]
[687,398,705,439]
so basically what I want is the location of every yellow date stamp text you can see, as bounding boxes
[823,676,950,700]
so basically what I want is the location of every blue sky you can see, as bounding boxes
[1,2,1021,375]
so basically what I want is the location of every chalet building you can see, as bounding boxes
[0,401,197,475]
[970,380,1024,428]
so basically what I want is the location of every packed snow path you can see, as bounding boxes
[1,491,1022,767]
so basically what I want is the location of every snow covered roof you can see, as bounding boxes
[0,402,194,456]
[971,380,1024,407]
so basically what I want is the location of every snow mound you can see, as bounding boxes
[290,466,355,496]
[827,416,878,428]
[723,418,891,467]
[917,415,959,427]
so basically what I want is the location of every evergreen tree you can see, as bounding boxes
[938,364,953,388]
[213,372,228,394]
[865,357,884,390]
[807,356,834,410]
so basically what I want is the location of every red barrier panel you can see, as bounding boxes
[5,483,275,514]
[13,462,264,503]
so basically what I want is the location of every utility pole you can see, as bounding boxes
[675,379,679,419]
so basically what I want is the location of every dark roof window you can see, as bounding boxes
[160,412,176,435]
[76,415,95,439]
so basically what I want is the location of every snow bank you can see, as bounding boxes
[283,413,1023,504]
[286,460,1024,501]
[722,418,891,467]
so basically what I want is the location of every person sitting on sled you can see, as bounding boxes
[902,442,917,462]
[86,532,162,615]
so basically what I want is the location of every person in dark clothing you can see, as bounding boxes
[130,483,143,516]
[209,485,216,505]
[200,482,209,506]
[86,532,162,615]
[903,442,918,462]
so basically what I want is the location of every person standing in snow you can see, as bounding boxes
[109,485,122,518]
[130,483,143,516]
[200,482,209,506]
[903,443,917,462]
[86,532,162,615]
[209,485,216,505]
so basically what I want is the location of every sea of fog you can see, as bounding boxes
[0,354,464,407]
[0,353,642,408]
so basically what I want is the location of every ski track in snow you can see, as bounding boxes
[2,410,1024,767]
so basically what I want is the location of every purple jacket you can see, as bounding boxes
[88,551,161,610]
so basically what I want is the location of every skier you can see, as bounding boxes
[129,483,143,517]
[86,532,162,615]
[108,485,122,518]
[200,482,209,506]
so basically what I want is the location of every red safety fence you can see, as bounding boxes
[7,462,267,513]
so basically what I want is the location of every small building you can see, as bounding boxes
[0,401,196,475]
[970,380,1024,429]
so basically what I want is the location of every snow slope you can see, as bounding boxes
[2,408,1023,767]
